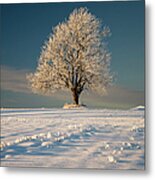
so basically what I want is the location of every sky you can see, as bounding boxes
[0,1,145,109]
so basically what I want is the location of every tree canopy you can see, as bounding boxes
[27,7,113,105]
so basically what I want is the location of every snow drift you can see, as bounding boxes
[0,108,144,169]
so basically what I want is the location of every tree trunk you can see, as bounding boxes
[71,88,79,105]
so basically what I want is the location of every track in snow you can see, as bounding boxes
[0,108,145,169]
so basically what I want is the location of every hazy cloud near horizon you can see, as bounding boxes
[1,65,31,94]
[1,65,144,108]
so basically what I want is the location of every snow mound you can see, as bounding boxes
[131,105,145,111]
[63,104,87,109]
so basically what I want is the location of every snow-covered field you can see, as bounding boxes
[0,107,145,169]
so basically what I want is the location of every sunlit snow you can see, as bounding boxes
[0,107,144,169]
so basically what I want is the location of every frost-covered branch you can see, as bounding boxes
[27,7,113,104]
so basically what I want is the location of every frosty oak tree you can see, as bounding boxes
[27,8,113,105]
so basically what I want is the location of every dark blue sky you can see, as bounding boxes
[0,1,145,108]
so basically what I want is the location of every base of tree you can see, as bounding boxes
[63,103,87,109]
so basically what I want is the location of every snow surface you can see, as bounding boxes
[0,108,145,169]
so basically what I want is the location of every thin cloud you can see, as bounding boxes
[1,65,31,94]
[81,85,144,108]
